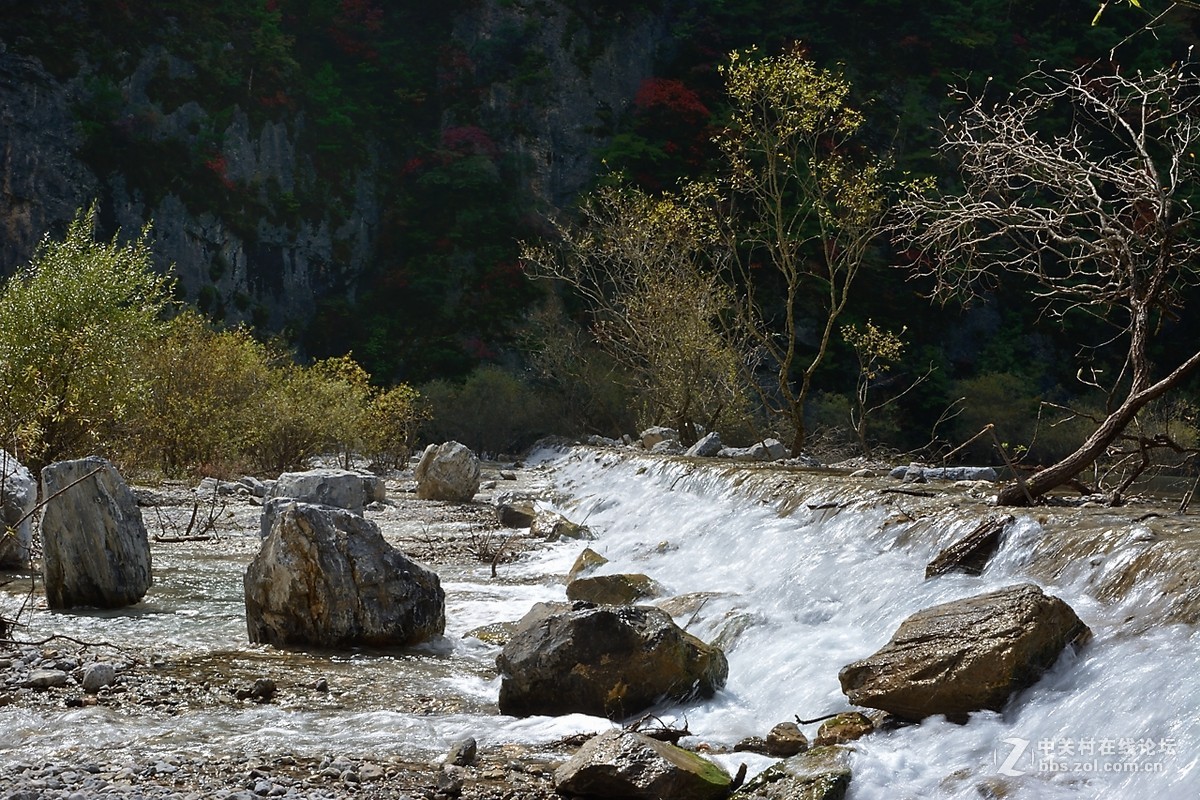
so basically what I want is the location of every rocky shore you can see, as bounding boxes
[1,460,567,800]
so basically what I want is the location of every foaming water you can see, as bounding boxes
[550,451,1200,798]
[2,449,1198,798]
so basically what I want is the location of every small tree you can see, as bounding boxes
[842,320,929,457]
[0,205,173,471]
[716,45,889,455]
[893,63,1200,505]
[522,182,751,442]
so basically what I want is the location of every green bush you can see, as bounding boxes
[420,365,550,456]
[0,206,173,471]
[360,384,429,470]
[128,311,271,477]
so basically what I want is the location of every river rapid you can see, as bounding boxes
[2,447,1198,799]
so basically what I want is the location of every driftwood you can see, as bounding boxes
[625,713,692,745]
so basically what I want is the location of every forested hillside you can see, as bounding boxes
[2,0,1199,484]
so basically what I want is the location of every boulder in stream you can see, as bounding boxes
[267,468,380,513]
[730,746,852,800]
[925,515,1016,579]
[496,601,728,718]
[415,441,480,502]
[244,502,445,647]
[566,572,664,605]
[838,583,1090,720]
[0,451,37,568]
[39,457,152,609]
[554,729,732,800]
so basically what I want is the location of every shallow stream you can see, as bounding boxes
[3,448,1198,798]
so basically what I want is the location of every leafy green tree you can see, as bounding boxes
[0,206,174,471]
[716,45,889,455]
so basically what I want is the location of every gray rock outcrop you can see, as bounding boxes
[415,442,481,502]
[890,464,999,482]
[39,458,152,609]
[267,468,382,514]
[554,729,732,800]
[640,426,679,450]
[496,601,728,718]
[244,502,445,647]
[838,583,1090,720]
[685,432,723,458]
[0,451,37,568]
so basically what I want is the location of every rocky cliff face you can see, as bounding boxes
[0,2,672,335]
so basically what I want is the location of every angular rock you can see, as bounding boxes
[765,721,809,757]
[554,729,731,800]
[22,669,70,689]
[445,737,477,767]
[814,713,874,747]
[415,442,480,502]
[750,438,788,462]
[685,432,723,458]
[0,451,37,568]
[40,458,152,609]
[244,502,445,647]
[731,746,851,800]
[640,426,680,450]
[838,584,1090,720]
[568,547,609,580]
[497,602,728,718]
[496,501,535,528]
[925,515,1015,579]
[532,510,591,542]
[566,573,664,605]
[267,468,378,513]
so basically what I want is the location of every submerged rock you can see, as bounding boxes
[838,583,1090,720]
[554,729,731,800]
[532,510,591,541]
[39,457,152,609]
[731,746,851,800]
[415,441,480,502]
[0,451,37,568]
[244,502,445,647]
[496,601,728,718]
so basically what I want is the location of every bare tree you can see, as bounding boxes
[893,63,1200,506]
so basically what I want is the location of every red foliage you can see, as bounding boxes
[204,154,236,190]
[330,0,383,60]
[440,125,499,160]
[634,78,711,123]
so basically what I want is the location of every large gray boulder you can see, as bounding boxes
[244,502,445,647]
[0,451,37,568]
[685,432,723,458]
[40,457,152,609]
[554,729,732,800]
[414,441,480,502]
[267,468,381,513]
[496,601,728,718]
[838,584,1090,720]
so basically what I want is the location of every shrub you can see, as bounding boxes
[128,312,271,476]
[0,206,173,471]
[360,384,429,470]
[420,365,550,456]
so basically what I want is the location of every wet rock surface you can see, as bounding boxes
[838,583,1091,720]
[496,601,728,718]
[553,728,732,800]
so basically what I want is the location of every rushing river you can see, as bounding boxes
[3,448,1199,798]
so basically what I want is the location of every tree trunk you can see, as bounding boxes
[996,349,1200,506]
